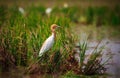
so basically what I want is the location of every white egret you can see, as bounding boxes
[45,7,52,16]
[19,7,25,15]
[39,24,60,57]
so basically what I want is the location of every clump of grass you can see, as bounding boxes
[0,46,15,72]
[76,40,111,75]
[0,5,7,26]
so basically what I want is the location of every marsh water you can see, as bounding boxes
[73,25,120,78]
[87,39,120,78]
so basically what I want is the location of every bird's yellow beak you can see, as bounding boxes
[57,26,61,28]
[55,26,61,31]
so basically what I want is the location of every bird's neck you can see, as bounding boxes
[52,31,56,39]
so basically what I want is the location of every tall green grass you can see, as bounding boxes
[0,5,74,67]
[0,5,112,77]
[78,41,110,75]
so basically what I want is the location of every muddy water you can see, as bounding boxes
[86,39,120,78]
[75,38,120,78]
[105,40,120,78]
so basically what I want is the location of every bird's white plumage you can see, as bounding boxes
[39,33,54,57]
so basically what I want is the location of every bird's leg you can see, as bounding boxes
[38,51,50,63]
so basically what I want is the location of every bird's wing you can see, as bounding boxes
[39,35,54,56]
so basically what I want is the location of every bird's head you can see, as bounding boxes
[51,24,60,32]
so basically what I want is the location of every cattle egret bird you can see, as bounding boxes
[39,24,60,57]
[45,7,52,16]
[63,3,68,8]
[19,7,25,15]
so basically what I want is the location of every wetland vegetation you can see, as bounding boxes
[0,1,120,78]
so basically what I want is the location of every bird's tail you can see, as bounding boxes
[38,52,43,57]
